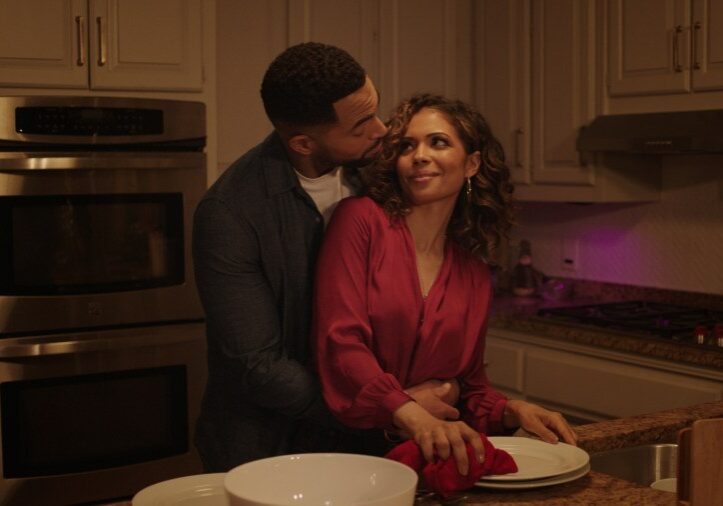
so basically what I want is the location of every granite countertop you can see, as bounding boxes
[488,285,723,370]
[422,401,723,505]
[106,402,723,506]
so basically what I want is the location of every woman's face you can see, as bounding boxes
[396,107,480,208]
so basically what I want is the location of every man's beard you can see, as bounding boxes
[311,140,382,173]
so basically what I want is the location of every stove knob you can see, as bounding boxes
[715,323,723,348]
[694,325,708,345]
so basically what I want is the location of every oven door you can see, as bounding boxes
[0,322,205,506]
[0,152,205,335]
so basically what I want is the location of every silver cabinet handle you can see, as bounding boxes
[96,16,106,66]
[673,25,683,72]
[514,128,524,168]
[693,21,702,70]
[75,15,85,66]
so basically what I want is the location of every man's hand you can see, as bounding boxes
[405,378,460,420]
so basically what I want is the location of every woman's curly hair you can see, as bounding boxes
[363,94,515,263]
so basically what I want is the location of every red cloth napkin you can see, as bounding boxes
[385,433,518,498]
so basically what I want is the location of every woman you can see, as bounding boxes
[313,94,577,476]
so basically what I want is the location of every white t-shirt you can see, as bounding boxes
[296,166,355,226]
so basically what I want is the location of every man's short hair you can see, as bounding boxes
[261,42,366,128]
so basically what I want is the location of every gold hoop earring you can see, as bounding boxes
[466,177,472,199]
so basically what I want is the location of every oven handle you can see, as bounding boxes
[0,153,205,171]
[0,323,204,358]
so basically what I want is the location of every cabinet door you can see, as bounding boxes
[525,347,721,418]
[529,0,597,186]
[0,0,87,88]
[692,0,723,90]
[378,0,471,116]
[287,0,380,88]
[88,0,203,91]
[475,0,531,185]
[608,0,691,96]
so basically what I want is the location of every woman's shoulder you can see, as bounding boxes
[333,196,387,223]
[450,242,492,279]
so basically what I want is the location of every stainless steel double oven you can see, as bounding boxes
[0,96,207,505]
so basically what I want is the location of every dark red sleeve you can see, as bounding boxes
[313,198,412,429]
[460,281,508,434]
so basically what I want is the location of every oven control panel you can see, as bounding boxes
[15,106,163,136]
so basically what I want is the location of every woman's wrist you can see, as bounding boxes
[502,399,521,430]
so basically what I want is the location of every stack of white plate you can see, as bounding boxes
[475,437,590,490]
[133,473,229,506]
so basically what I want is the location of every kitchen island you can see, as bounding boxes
[108,402,723,506]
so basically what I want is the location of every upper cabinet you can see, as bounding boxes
[286,0,472,118]
[608,0,723,96]
[474,0,530,185]
[476,0,660,202]
[216,0,472,171]
[0,0,204,92]
[605,0,723,113]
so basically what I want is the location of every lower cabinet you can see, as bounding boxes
[486,330,722,423]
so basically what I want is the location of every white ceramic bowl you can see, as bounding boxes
[224,453,418,506]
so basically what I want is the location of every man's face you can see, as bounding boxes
[308,77,387,171]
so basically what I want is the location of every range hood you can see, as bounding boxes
[577,109,723,154]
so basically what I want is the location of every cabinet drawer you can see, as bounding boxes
[524,348,721,418]
[486,338,524,394]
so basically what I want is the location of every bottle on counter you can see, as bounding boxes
[511,239,544,297]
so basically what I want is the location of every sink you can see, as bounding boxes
[589,444,678,486]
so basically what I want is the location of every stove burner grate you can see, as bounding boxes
[537,300,723,346]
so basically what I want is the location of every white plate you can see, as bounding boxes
[475,463,590,490]
[479,437,590,481]
[132,473,228,506]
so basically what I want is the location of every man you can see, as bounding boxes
[193,42,457,472]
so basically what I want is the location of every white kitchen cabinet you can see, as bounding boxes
[528,0,598,189]
[486,330,723,423]
[474,0,530,185]
[377,0,474,114]
[287,0,473,118]
[288,0,379,87]
[476,0,660,202]
[0,0,203,91]
[608,0,723,97]
[216,0,473,174]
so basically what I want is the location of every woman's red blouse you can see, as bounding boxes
[313,197,507,433]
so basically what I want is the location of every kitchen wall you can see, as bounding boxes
[215,0,286,180]
[510,156,723,295]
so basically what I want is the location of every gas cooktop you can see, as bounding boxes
[537,300,723,348]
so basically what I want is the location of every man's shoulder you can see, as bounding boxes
[204,133,291,205]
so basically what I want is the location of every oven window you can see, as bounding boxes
[0,365,188,478]
[0,194,184,294]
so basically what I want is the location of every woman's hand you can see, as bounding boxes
[502,399,578,446]
[404,378,460,420]
[392,401,484,476]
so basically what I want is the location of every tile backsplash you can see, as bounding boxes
[510,155,723,295]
